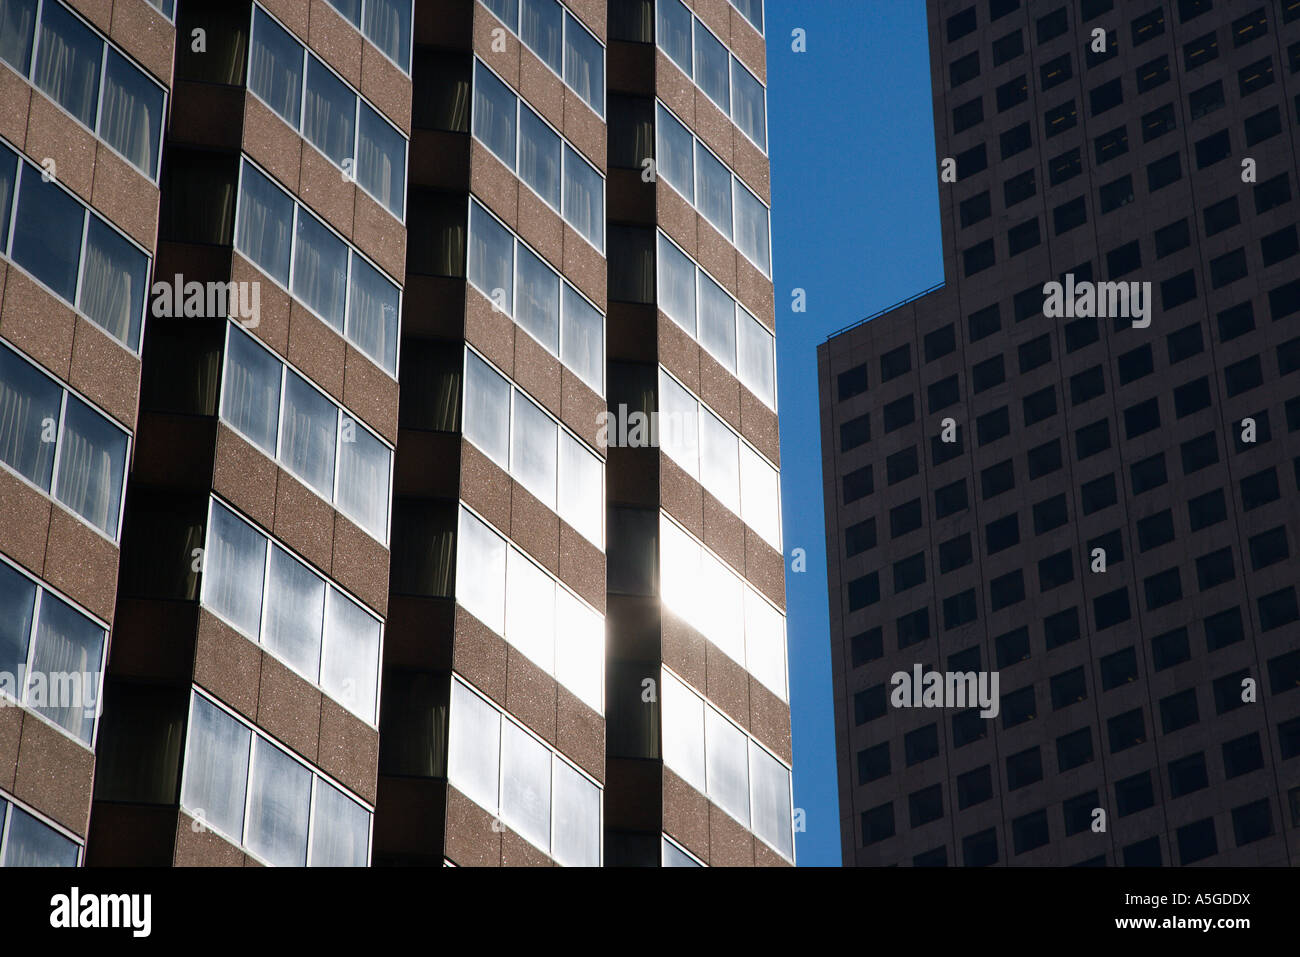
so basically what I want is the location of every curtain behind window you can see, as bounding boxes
[398,340,460,432]
[607,226,652,303]
[79,219,146,349]
[378,670,449,778]
[363,0,409,68]
[92,682,186,804]
[0,348,60,489]
[388,499,454,597]
[347,257,399,372]
[236,167,293,284]
[0,0,37,75]
[412,50,469,132]
[54,397,127,538]
[608,0,652,43]
[1,806,78,866]
[29,593,105,743]
[248,9,302,125]
[32,1,102,127]
[100,49,163,175]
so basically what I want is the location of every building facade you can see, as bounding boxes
[0,0,790,867]
[821,0,1300,866]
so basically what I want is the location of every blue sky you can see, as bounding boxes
[766,0,944,865]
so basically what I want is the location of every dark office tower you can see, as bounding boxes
[821,0,1300,867]
[0,0,787,868]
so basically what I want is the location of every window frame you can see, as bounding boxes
[322,0,414,75]
[477,0,606,118]
[0,787,83,866]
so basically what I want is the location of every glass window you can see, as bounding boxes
[740,443,780,549]
[657,0,692,73]
[655,103,694,201]
[501,720,551,849]
[463,350,510,466]
[237,165,294,286]
[0,0,37,75]
[249,8,304,128]
[203,502,268,638]
[695,142,732,238]
[222,327,282,455]
[245,736,312,866]
[263,546,326,679]
[515,244,560,351]
[0,145,15,250]
[731,58,766,149]
[521,0,562,73]
[560,285,603,392]
[29,591,105,743]
[663,836,701,866]
[279,372,338,497]
[658,370,699,477]
[347,255,400,374]
[456,508,507,634]
[656,233,696,333]
[734,180,770,275]
[2,805,79,866]
[551,757,600,865]
[744,587,786,700]
[0,561,36,681]
[100,47,165,177]
[705,706,749,825]
[356,103,406,218]
[32,1,103,127]
[737,307,775,407]
[699,408,740,512]
[557,431,602,546]
[448,682,501,811]
[336,418,390,538]
[697,271,736,371]
[79,217,147,350]
[362,0,412,71]
[518,106,562,208]
[693,22,730,110]
[733,0,763,32]
[326,0,362,26]
[563,15,604,115]
[181,694,252,843]
[0,344,62,490]
[292,212,349,331]
[659,515,700,626]
[320,589,381,722]
[749,741,792,857]
[554,588,602,713]
[481,0,517,28]
[472,61,517,167]
[661,670,705,791]
[12,163,83,302]
[467,201,514,310]
[309,779,370,866]
[699,549,744,662]
[511,393,558,508]
[506,547,555,673]
[54,394,128,538]
[562,145,603,250]
[303,57,356,166]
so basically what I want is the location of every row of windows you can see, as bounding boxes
[234,158,401,376]
[471,58,605,252]
[0,554,106,747]
[480,0,604,116]
[0,341,130,541]
[199,497,383,724]
[655,101,772,277]
[462,348,604,547]
[466,198,605,393]
[660,668,794,860]
[1,0,167,180]
[658,367,781,549]
[0,791,79,866]
[657,230,777,409]
[447,674,602,865]
[248,5,408,219]
[455,505,604,714]
[219,322,393,542]
[660,512,788,702]
[0,141,150,352]
[180,689,372,866]
[656,0,768,151]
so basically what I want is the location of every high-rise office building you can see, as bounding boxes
[820,0,1300,866]
[0,0,790,868]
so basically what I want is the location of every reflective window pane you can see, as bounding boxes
[0,345,62,491]
[2,806,78,866]
[657,0,692,73]
[463,350,510,467]
[181,694,251,842]
[279,372,338,497]
[321,588,381,722]
[236,164,294,286]
[731,58,766,149]
[557,431,602,546]
[750,741,793,858]
[560,285,603,393]
[505,547,554,673]
[518,106,561,209]
[734,180,770,275]
[363,0,412,71]
[263,546,326,680]
[467,201,514,310]
[12,163,83,302]
[0,561,36,679]
[456,508,506,634]
[29,591,105,743]
[655,103,693,201]
[222,327,282,455]
[347,254,400,374]
[79,217,147,350]
[100,47,165,177]
[699,549,744,663]
[32,1,102,127]
[740,443,781,550]
[357,102,406,217]
[448,679,500,810]
[663,836,701,867]
[0,144,15,250]
[511,393,557,508]
[563,145,603,250]
[657,370,698,478]
[552,757,600,866]
[520,0,562,73]
[554,588,602,713]
[336,418,390,538]
[699,407,739,512]
[325,0,361,26]
[0,0,37,75]
[501,720,551,849]
[304,57,356,166]
[693,22,729,110]
[481,0,517,28]
[309,779,370,866]
[659,516,700,627]
[694,142,732,238]
[697,271,736,371]
[291,211,348,331]
[705,706,749,825]
[661,670,705,791]
[563,14,604,115]
[737,307,775,407]
[515,244,560,351]
[744,587,786,701]
[54,394,128,538]
[473,61,516,167]
[203,502,268,638]
[249,8,303,128]
[656,233,696,334]
[246,736,312,867]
